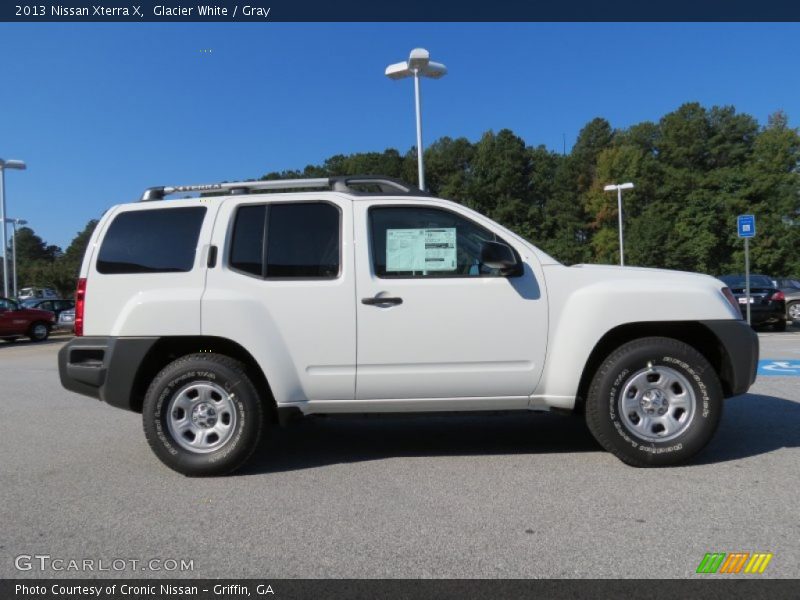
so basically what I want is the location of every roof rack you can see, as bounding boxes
[140,175,428,201]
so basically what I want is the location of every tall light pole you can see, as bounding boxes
[0,159,27,297]
[603,182,635,266]
[385,48,447,191]
[5,218,27,298]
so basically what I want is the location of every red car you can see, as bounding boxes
[0,297,56,342]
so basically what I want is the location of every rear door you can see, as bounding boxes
[203,196,356,403]
[353,200,548,402]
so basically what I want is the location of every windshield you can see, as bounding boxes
[0,298,19,311]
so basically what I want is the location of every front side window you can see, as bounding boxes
[369,206,512,278]
[96,207,206,274]
[229,202,340,279]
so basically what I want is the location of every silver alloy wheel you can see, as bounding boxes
[789,303,800,321]
[166,381,237,453]
[619,364,696,443]
[31,323,48,340]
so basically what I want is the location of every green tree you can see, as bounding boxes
[463,129,535,240]
[423,136,475,200]
[245,105,798,275]
[541,118,612,263]
[13,227,59,263]
[737,111,800,275]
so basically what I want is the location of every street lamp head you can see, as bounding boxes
[408,48,430,70]
[0,159,27,170]
[421,61,447,79]
[385,49,447,81]
[604,182,634,192]
[385,61,412,80]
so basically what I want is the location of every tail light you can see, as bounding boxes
[74,277,86,336]
[721,287,741,317]
[771,291,785,302]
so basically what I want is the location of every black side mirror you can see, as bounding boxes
[481,241,522,276]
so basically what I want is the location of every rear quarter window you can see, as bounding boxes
[96,207,206,274]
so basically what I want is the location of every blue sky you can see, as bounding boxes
[1,22,799,249]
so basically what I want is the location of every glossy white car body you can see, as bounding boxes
[76,190,741,415]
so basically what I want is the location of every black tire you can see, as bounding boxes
[585,337,723,467]
[788,302,800,324]
[142,353,265,476]
[773,319,787,332]
[28,321,50,342]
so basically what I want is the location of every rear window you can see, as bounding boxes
[229,202,340,279]
[719,275,774,288]
[96,207,206,274]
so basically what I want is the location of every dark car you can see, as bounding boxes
[718,274,786,331]
[0,297,56,342]
[771,278,800,323]
[20,298,75,323]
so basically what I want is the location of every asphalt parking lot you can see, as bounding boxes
[1,329,798,579]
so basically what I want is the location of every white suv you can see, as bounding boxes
[58,176,758,475]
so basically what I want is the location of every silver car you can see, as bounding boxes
[57,308,76,332]
[772,278,800,323]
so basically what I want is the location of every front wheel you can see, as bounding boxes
[787,302,800,323]
[142,353,265,476]
[585,337,723,467]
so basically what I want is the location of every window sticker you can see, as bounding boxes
[386,228,456,272]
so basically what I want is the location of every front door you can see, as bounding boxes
[354,201,548,401]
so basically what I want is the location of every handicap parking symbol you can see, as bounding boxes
[758,360,800,376]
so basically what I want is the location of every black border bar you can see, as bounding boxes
[3,579,800,600]
[2,1,800,22]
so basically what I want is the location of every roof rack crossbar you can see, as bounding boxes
[139,175,427,201]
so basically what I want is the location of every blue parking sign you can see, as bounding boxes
[737,214,756,238]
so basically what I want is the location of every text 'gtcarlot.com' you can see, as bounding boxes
[14,554,194,572]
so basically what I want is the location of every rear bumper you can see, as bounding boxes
[700,319,759,396]
[58,336,158,411]
[736,303,785,325]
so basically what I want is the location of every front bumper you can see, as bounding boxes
[58,336,159,411]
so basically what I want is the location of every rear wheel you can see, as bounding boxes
[585,337,723,467]
[28,322,50,342]
[143,353,265,476]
